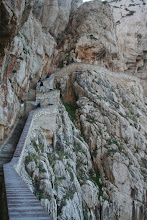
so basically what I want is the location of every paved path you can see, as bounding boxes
[0,75,55,219]
[0,116,27,183]
[3,110,51,219]
[54,62,140,82]
[0,116,27,220]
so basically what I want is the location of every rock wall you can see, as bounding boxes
[0,0,147,219]
[0,0,74,140]
[0,0,35,139]
[109,0,147,74]
[57,66,147,220]
[0,0,84,140]
[0,12,56,140]
[0,0,35,55]
[1,0,146,140]
[108,0,147,98]
[52,0,147,96]
[20,102,101,219]
[33,0,73,38]
[52,0,123,72]
[19,64,147,219]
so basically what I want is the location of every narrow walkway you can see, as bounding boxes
[0,116,27,183]
[54,62,140,82]
[0,75,55,219]
[3,110,51,220]
[0,116,27,220]
[0,82,37,182]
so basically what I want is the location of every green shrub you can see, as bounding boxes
[35,189,46,200]
[89,34,97,40]
[31,139,38,152]
[38,164,46,173]
[25,152,38,165]
[91,171,103,198]
[63,101,77,122]
[92,149,97,158]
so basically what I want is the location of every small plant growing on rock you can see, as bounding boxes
[35,189,46,200]
[62,101,77,123]
[25,152,38,165]
[31,139,38,152]
[89,34,98,40]
[38,163,46,173]
[91,171,103,199]
[92,148,97,158]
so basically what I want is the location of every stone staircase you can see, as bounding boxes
[0,116,27,183]
[0,74,58,182]
[0,74,58,220]
[0,116,27,220]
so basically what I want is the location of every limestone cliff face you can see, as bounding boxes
[0,0,35,139]
[0,0,35,55]
[52,0,147,96]
[1,0,147,140]
[20,64,147,220]
[0,0,147,220]
[109,0,147,74]
[0,13,56,140]
[52,1,122,72]
[57,65,147,220]
[32,0,74,38]
[0,0,75,140]
[108,0,147,98]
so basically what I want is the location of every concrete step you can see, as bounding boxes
[0,116,27,182]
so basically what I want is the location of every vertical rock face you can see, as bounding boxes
[108,0,147,97]
[57,67,147,220]
[20,103,100,219]
[0,0,82,140]
[32,0,73,37]
[52,1,123,72]
[0,0,35,55]
[0,0,147,219]
[0,12,56,140]
[19,65,147,219]
[0,0,35,139]
[109,0,147,73]
[71,1,117,63]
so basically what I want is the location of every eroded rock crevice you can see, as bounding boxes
[56,67,147,219]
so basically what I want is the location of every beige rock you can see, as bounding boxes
[0,125,4,141]
[81,180,99,208]
[108,0,147,95]
[57,66,147,219]
[33,0,73,37]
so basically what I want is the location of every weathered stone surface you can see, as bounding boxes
[81,180,99,208]
[57,67,147,220]
[33,0,73,38]
[18,62,147,219]
[0,125,4,140]
[0,1,147,220]
[0,0,35,55]
[0,11,56,139]
[109,0,147,74]
[19,101,100,219]
[52,0,122,72]
[107,0,147,99]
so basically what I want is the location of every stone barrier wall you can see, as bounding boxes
[15,105,58,173]
[36,90,60,106]
[3,106,54,220]
[54,62,140,82]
